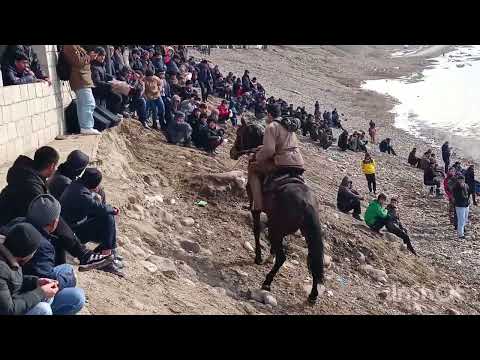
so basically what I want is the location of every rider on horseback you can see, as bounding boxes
[248,104,305,212]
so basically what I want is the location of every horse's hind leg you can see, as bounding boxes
[262,231,286,291]
[252,210,263,265]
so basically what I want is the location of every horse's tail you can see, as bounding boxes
[302,204,325,284]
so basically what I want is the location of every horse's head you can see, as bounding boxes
[230,117,265,160]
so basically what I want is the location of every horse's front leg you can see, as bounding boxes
[252,210,262,265]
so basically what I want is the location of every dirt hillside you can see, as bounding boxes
[77,46,479,315]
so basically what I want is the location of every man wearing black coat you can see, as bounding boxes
[60,168,124,277]
[441,141,451,174]
[338,129,349,151]
[1,45,50,84]
[90,47,122,115]
[0,146,112,270]
[337,176,363,220]
[2,52,40,86]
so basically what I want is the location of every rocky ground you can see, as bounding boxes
[77,45,479,315]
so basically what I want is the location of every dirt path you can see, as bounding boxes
[77,46,479,315]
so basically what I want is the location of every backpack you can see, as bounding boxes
[56,48,71,81]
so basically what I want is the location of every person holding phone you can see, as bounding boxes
[0,223,85,315]
[59,168,124,277]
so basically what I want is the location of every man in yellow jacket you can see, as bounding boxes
[361,152,376,195]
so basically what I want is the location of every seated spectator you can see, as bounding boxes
[337,176,363,221]
[250,77,265,97]
[60,168,124,276]
[192,112,208,148]
[2,52,41,86]
[47,150,90,201]
[338,129,349,151]
[217,100,230,124]
[167,112,192,146]
[180,96,197,117]
[318,128,334,150]
[180,80,195,101]
[348,132,361,152]
[90,47,123,115]
[212,65,222,81]
[0,223,85,315]
[408,147,421,168]
[1,45,51,85]
[379,138,397,155]
[0,195,88,293]
[144,69,166,130]
[358,131,368,152]
[386,198,417,255]
[254,98,267,120]
[200,119,225,154]
[0,146,111,270]
[364,193,389,232]
[424,159,444,196]
[214,75,227,98]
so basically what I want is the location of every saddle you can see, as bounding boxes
[263,168,305,193]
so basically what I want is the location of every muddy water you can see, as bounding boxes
[362,45,480,162]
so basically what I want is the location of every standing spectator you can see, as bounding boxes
[362,152,377,195]
[453,175,470,239]
[198,60,213,102]
[90,47,123,116]
[1,52,41,86]
[0,223,85,315]
[63,45,101,135]
[144,69,165,130]
[128,70,148,128]
[441,141,451,174]
[241,70,252,92]
[444,169,458,229]
[368,120,377,144]
[465,165,477,206]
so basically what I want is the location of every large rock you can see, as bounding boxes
[188,170,247,198]
[147,255,177,277]
[180,239,201,253]
[181,217,195,227]
[126,243,147,258]
[141,260,158,273]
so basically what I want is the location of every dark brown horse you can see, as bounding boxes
[230,118,325,304]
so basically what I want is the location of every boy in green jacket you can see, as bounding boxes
[364,193,390,232]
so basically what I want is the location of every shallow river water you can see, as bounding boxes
[362,45,480,161]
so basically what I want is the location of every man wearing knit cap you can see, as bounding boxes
[0,146,113,271]
[47,150,90,201]
[60,168,124,277]
[0,223,84,315]
[167,111,192,146]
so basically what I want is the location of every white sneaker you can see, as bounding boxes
[80,128,101,136]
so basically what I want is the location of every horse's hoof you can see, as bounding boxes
[307,295,317,305]
[262,284,271,291]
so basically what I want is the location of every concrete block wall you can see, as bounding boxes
[0,45,74,166]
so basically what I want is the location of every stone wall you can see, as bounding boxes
[0,45,74,165]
